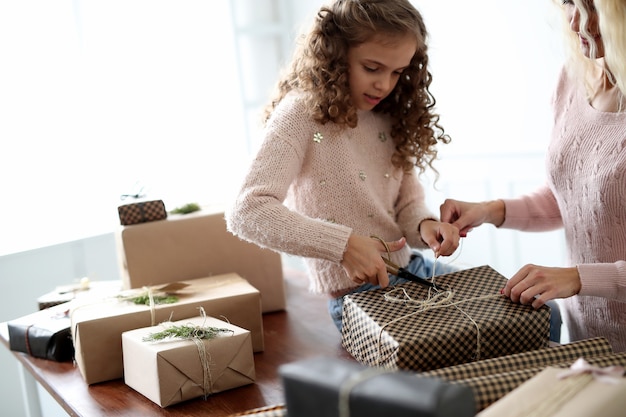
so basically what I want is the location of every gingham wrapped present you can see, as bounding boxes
[341,265,550,371]
[477,357,626,417]
[421,337,613,381]
[461,351,626,412]
[418,337,615,411]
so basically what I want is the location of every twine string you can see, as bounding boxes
[192,337,214,399]
[372,237,497,365]
[338,367,392,417]
[196,306,215,397]
[146,286,157,326]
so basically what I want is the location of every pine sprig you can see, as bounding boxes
[170,202,201,215]
[128,294,179,306]
[142,324,233,342]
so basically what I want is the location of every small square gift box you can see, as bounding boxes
[477,357,626,417]
[342,265,550,371]
[122,314,255,407]
[71,273,262,384]
[279,356,475,417]
[8,302,74,362]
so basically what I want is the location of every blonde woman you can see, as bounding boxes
[441,0,626,351]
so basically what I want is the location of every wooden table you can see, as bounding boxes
[1,268,355,416]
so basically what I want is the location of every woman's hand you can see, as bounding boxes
[418,219,460,257]
[340,235,406,288]
[439,199,505,237]
[503,264,582,309]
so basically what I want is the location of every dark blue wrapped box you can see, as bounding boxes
[279,356,475,417]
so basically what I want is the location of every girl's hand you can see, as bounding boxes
[418,219,460,257]
[340,235,406,288]
[503,264,582,309]
[439,199,505,237]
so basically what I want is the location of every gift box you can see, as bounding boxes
[454,350,626,412]
[37,279,123,310]
[71,273,263,384]
[279,356,475,417]
[117,209,286,313]
[122,315,255,407]
[477,358,626,417]
[8,302,74,362]
[118,199,167,226]
[421,337,614,381]
[341,265,550,372]
[416,337,618,412]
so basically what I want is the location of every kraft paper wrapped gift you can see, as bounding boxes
[279,356,475,417]
[37,280,123,310]
[117,209,285,313]
[342,265,550,372]
[122,315,255,407]
[477,358,626,417]
[71,273,263,385]
[8,302,75,362]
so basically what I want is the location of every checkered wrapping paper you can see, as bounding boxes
[228,404,286,417]
[455,351,626,412]
[118,200,167,225]
[341,265,550,371]
[420,337,613,381]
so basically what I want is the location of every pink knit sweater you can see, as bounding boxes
[502,67,626,352]
[226,92,433,295]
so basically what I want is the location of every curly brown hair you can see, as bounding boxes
[264,0,450,174]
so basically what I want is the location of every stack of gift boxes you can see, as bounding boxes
[8,208,287,408]
[8,207,626,414]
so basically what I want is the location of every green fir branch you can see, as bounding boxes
[131,294,179,306]
[142,324,233,342]
[169,202,201,215]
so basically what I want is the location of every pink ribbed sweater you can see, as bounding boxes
[502,68,626,352]
[226,92,433,295]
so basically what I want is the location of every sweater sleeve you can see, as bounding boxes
[577,262,626,301]
[395,169,435,250]
[500,184,563,232]
[225,99,352,263]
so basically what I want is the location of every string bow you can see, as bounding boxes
[558,357,625,384]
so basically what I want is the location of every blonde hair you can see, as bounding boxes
[264,0,450,174]
[557,0,626,103]
[595,0,626,95]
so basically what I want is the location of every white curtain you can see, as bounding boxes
[0,0,248,254]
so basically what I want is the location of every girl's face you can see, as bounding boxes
[564,0,605,58]
[347,33,418,111]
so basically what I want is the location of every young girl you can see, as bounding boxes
[440,0,626,351]
[226,0,459,331]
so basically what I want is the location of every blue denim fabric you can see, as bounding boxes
[545,299,562,343]
[328,251,456,332]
